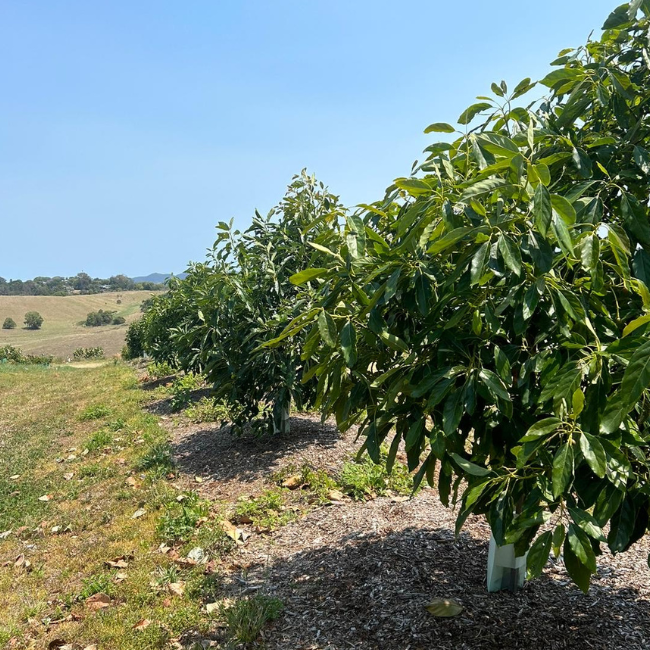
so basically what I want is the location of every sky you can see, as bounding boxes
[0,0,617,280]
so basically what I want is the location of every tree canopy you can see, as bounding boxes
[130,2,650,591]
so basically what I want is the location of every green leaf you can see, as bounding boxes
[618,338,650,410]
[428,226,478,254]
[623,314,650,338]
[568,506,607,542]
[290,268,329,285]
[526,531,552,579]
[563,540,592,593]
[552,443,574,499]
[498,235,522,276]
[567,523,597,572]
[470,242,490,285]
[424,122,455,134]
[340,321,357,368]
[579,432,607,478]
[478,368,511,403]
[346,215,366,259]
[551,214,574,256]
[572,388,585,416]
[579,234,599,272]
[608,497,636,553]
[534,183,552,237]
[458,102,493,125]
[633,145,650,174]
[552,523,566,558]
[520,417,562,442]
[551,195,576,225]
[493,345,511,382]
[379,330,409,353]
[460,179,511,201]
[449,452,491,477]
[318,310,337,347]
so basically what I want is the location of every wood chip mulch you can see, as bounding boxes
[165,414,650,650]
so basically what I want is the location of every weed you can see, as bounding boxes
[146,361,175,379]
[85,429,113,451]
[156,493,208,542]
[339,452,413,500]
[235,489,296,530]
[78,573,113,599]
[184,397,233,424]
[79,404,111,421]
[187,571,222,602]
[272,464,337,504]
[221,595,283,645]
[107,417,127,431]
[169,374,203,412]
[78,463,116,480]
[135,442,174,473]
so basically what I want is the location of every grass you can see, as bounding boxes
[221,595,283,645]
[0,291,153,358]
[0,363,222,649]
[234,488,298,530]
[339,452,414,500]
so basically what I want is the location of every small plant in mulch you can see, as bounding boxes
[220,595,284,645]
[339,452,414,501]
[169,374,203,412]
[234,489,297,531]
[156,493,208,543]
[184,397,234,424]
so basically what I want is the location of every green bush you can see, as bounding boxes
[73,347,104,360]
[221,595,283,645]
[123,318,146,359]
[24,311,43,330]
[112,315,126,325]
[2,317,16,330]
[84,310,114,327]
[0,345,53,365]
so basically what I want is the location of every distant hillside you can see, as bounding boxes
[131,272,187,284]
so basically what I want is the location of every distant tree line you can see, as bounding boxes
[0,273,166,296]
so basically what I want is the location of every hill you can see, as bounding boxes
[0,291,153,358]
[130,272,187,284]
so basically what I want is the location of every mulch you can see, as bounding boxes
[162,412,650,650]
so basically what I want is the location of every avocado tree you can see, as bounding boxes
[272,3,650,591]
[139,171,346,434]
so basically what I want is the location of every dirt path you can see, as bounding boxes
[165,413,650,650]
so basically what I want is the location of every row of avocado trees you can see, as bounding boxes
[129,2,650,592]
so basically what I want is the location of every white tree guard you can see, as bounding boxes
[487,534,528,592]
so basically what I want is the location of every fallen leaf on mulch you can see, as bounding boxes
[114,571,128,583]
[86,593,111,610]
[38,494,52,502]
[133,619,151,631]
[0,530,11,540]
[9,475,20,480]
[158,544,171,554]
[187,547,207,564]
[220,520,243,542]
[63,473,74,481]
[131,508,146,519]
[206,602,220,614]
[125,477,139,488]
[282,475,303,489]
[327,489,347,502]
[424,598,464,617]
[168,582,185,597]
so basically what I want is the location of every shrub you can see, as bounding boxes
[123,318,146,359]
[112,315,126,325]
[23,311,43,330]
[146,361,175,379]
[73,347,104,360]
[2,317,16,330]
[84,310,114,327]
[0,345,52,365]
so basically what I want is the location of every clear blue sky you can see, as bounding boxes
[0,0,616,280]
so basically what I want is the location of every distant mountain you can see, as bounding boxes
[131,272,187,284]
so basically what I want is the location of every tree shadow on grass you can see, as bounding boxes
[225,526,650,650]
[170,415,348,487]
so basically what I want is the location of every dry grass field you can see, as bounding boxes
[0,291,155,358]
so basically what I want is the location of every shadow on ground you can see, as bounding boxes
[226,526,650,650]
[170,415,346,486]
